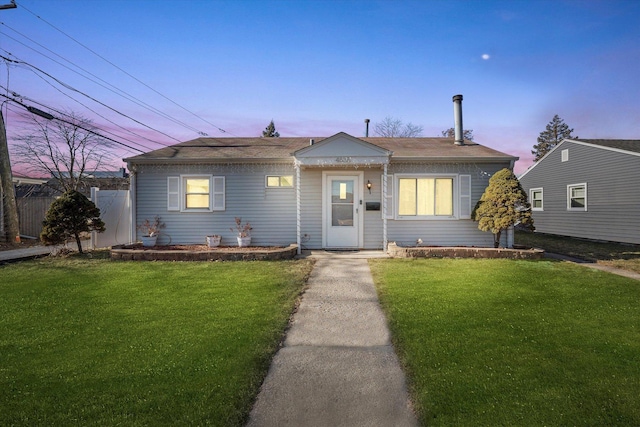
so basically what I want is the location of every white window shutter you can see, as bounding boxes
[382,174,394,219]
[212,176,225,211]
[459,174,472,219]
[167,176,180,211]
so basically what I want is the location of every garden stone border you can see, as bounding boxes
[111,244,298,261]
[387,242,544,259]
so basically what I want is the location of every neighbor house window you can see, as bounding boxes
[167,175,225,212]
[530,188,543,211]
[266,175,293,188]
[561,149,569,162]
[397,176,454,217]
[567,183,587,211]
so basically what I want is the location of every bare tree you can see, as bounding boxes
[12,111,116,192]
[373,117,423,137]
[441,128,474,141]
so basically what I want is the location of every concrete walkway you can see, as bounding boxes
[545,252,640,280]
[246,253,418,427]
[0,241,91,263]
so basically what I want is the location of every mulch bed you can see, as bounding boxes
[131,245,285,252]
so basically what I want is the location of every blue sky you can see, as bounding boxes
[1,0,639,174]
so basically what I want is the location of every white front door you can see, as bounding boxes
[324,173,362,248]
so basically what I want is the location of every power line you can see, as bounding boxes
[16,1,236,136]
[0,24,211,136]
[2,68,170,151]
[1,92,144,153]
[13,87,158,152]
[5,101,141,157]
[2,90,154,153]
[0,54,183,143]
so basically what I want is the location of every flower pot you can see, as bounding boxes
[206,235,221,247]
[237,236,251,247]
[141,235,157,247]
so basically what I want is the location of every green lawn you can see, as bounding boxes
[0,255,314,426]
[370,258,640,426]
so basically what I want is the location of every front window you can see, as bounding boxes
[567,183,587,211]
[398,177,453,217]
[266,175,293,188]
[530,188,543,211]
[185,178,210,209]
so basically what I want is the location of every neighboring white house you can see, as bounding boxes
[519,138,640,245]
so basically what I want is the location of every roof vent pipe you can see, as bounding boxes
[310,139,314,145]
[364,118,370,137]
[452,94,464,146]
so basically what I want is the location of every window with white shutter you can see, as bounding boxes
[212,176,225,211]
[167,175,225,212]
[459,174,472,219]
[167,177,180,211]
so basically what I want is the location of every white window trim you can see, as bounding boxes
[382,174,394,219]
[265,175,294,189]
[167,175,225,213]
[530,188,544,211]
[561,149,569,162]
[567,183,587,211]
[394,173,459,220]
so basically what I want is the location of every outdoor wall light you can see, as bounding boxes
[366,180,372,194]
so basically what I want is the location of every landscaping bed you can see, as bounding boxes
[111,243,298,261]
[387,242,544,259]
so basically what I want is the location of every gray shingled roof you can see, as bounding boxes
[124,136,516,163]
[574,139,640,154]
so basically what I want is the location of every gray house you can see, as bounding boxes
[125,134,518,253]
[519,139,640,245]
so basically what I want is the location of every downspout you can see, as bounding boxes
[382,163,388,252]
[129,164,137,244]
[295,161,301,255]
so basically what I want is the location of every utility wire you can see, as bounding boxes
[17,1,236,136]
[1,92,144,153]
[1,85,156,153]
[13,85,158,152]
[0,25,209,136]
[2,66,170,151]
[5,102,141,157]
[1,54,183,143]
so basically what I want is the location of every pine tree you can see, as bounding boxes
[532,115,576,161]
[472,168,534,248]
[262,120,280,137]
[40,190,105,254]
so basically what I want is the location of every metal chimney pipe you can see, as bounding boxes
[364,119,370,137]
[452,94,464,145]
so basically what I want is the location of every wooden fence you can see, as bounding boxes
[16,196,57,239]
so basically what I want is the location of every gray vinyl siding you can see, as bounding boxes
[386,162,509,247]
[135,163,297,246]
[520,141,640,244]
[299,169,323,250]
[135,160,512,249]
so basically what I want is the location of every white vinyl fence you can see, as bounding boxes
[91,188,132,248]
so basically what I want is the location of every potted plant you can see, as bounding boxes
[206,234,221,247]
[231,217,252,247]
[137,216,165,247]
